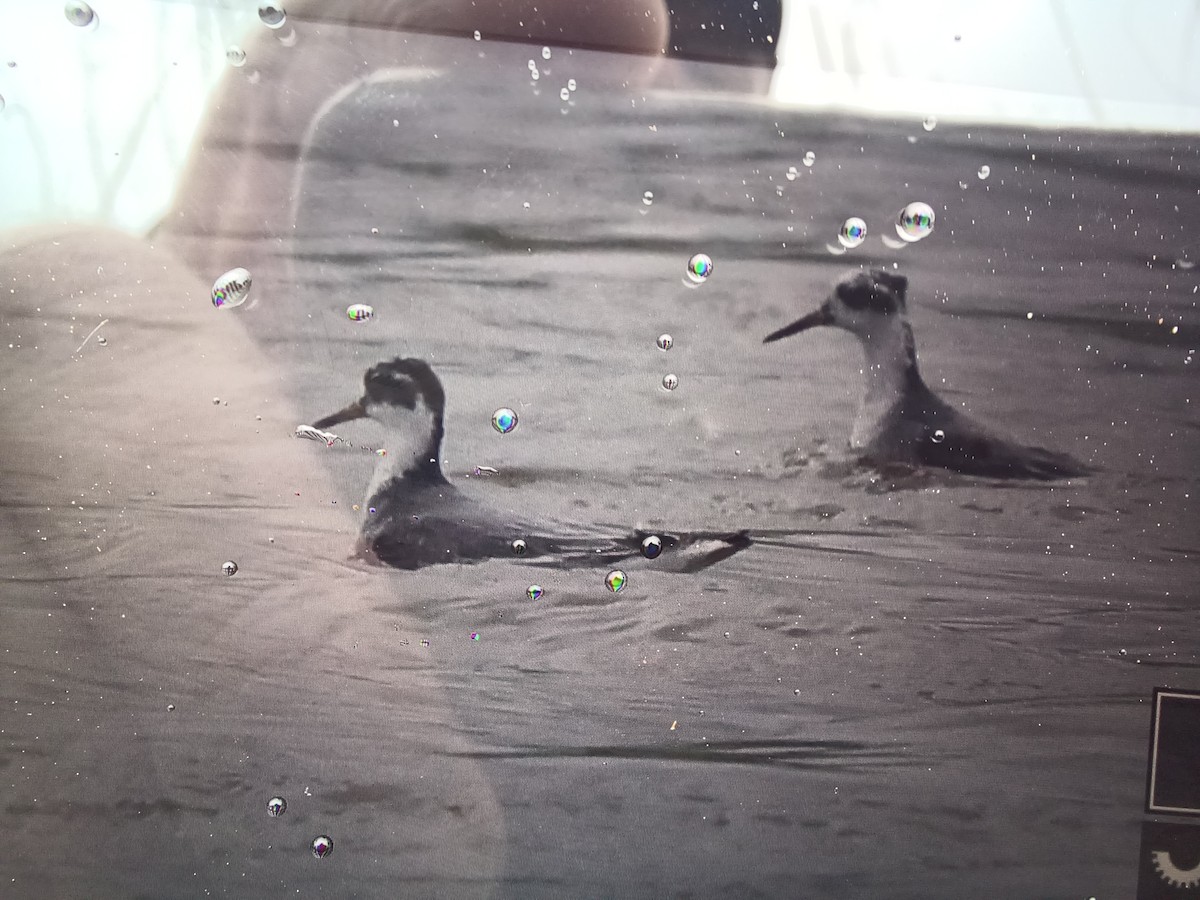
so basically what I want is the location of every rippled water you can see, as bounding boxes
[2,33,1197,899]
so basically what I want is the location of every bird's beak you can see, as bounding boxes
[311,397,368,429]
[762,303,834,343]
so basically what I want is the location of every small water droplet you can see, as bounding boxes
[64,2,97,29]
[511,538,527,555]
[310,835,333,858]
[802,151,816,167]
[491,408,518,434]
[977,164,991,180]
[661,373,678,391]
[641,535,662,559]
[167,703,175,711]
[96,335,107,346]
[222,560,238,577]
[541,46,552,60]
[267,796,287,817]
[226,46,246,67]
[258,3,286,29]
[212,397,221,405]
[346,303,374,322]
[931,429,946,444]
[567,78,577,91]
[656,333,673,351]
[526,584,543,601]
[922,115,937,131]
[958,180,969,190]
[1119,648,1128,656]
[895,202,935,242]
[211,267,252,309]
[785,165,799,181]
[837,217,867,249]
[559,87,570,101]
[685,253,713,284]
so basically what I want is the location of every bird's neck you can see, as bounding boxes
[850,321,926,447]
[364,411,447,509]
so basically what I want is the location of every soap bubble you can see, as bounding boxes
[931,429,946,444]
[661,373,678,391]
[511,539,527,555]
[541,46,552,60]
[526,584,543,601]
[837,217,867,249]
[656,333,673,351]
[922,116,937,131]
[686,253,713,284]
[605,570,627,593]
[895,202,936,243]
[802,151,816,167]
[640,535,662,559]
[491,408,518,434]
[642,191,654,206]
[258,3,286,28]
[211,267,252,309]
[560,87,570,101]
[267,796,287,817]
[346,303,374,322]
[310,835,333,858]
[226,46,246,67]
[222,560,238,577]
[785,165,798,181]
[473,30,481,40]
[64,2,97,29]
[567,78,577,91]
[977,165,991,180]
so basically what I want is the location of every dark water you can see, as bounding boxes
[3,31,1198,900]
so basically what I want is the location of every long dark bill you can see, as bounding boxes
[311,398,368,429]
[762,305,834,343]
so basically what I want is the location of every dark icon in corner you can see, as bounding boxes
[1146,689,1200,817]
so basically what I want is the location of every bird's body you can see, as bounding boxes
[309,358,750,570]
[764,269,1089,480]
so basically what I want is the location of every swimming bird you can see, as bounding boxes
[307,357,751,570]
[763,269,1089,480]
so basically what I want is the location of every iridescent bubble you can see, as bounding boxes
[267,796,287,817]
[802,151,816,167]
[310,835,333,858]
[511,538,527,555]
[785,165,799,181]
[640,535,662,559]
[526,584,543,601]
[222,560,238,577]
[567,78,577,91]
[605,570,627,593]
[559,87,570,102]
[656,333,673,351]
[226,46,246,67]
[661,373,678,391]
[837,217,867,249]
[491,408,518,434]
[686,253,713,284]
[470,632,480,641]
[977,165,991,180]
[346,303,374,322]
[895,202,936,243]
[211,267,252,309]
[64,2,97,29]
[541,46,552,60]
[473,30,482,41]
[258,3,286,29]
[922,116,937,131]
[931,429,946,444]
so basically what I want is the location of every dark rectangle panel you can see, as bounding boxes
[1147,688,1200,817]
